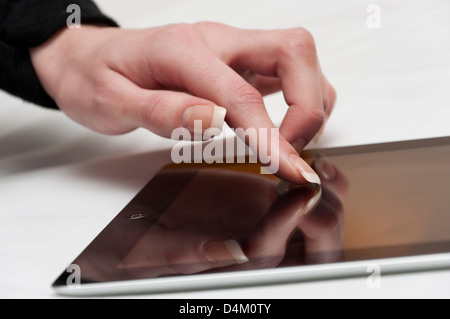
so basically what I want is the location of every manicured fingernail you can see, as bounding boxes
[183,105,227,138]
[203,240,249,264]
[204,106,227,139]
[305,187,322,212]
[211,106,227,130]
[314,155,336,181]
[289,154,321,184]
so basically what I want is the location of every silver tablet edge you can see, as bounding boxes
[53,252,450,297]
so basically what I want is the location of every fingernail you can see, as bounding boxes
[211,106,227,130]
[203,240,249,264]
[305,187,322,212]
[314,155,336,181]
[204,106,227,139]
[289,154,321,184]
[183,105,227,138]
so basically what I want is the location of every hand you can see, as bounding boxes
[30,23,336,184]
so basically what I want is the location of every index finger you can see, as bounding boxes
[169,34,319,184]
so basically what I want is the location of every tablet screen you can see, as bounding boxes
[54,137,450,285]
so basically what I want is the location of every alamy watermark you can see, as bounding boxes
[66,4,81,29]
[66,4,382,30]
[171,121,280,175]
[366,264,382,289]
[367,4,381,29]
[66,264,81,288]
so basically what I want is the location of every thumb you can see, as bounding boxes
[118,229,249,276]
[99,71,227,139]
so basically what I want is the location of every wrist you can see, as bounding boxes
[29,25,116,100]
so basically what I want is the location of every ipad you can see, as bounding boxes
[53,137,450,297]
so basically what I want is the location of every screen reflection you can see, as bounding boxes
[72,157,349,283]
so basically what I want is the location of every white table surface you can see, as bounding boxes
[1,0,450,299]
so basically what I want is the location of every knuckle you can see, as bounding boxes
[282,27,318,63]
[288,27,316,49]
[161,23,203,46]
[193,21,219,30]
[193,21,230,34]
[89,73,133,134]
[305,107,326,127]
[91,73,111,111]
[230,83,264,108]
[140,92,166,128]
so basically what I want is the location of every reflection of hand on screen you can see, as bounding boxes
[118,170,278,277]
[239,156,349,270]
[117,158,348,278]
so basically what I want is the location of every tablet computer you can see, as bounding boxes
[52,137,450,297]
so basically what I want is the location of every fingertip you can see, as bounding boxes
[270,136,314,185]
[279,107,325,149]
[327,82,337,110]
[289,154,321,184]
[275,149,321,185]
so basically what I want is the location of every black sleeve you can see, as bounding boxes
[0,0,119,109]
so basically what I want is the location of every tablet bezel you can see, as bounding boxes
[52,136,450,296]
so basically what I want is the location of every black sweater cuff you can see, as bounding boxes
[0,0,119,109]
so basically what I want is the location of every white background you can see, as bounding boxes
[1,0,450,298]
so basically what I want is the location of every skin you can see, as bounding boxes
[30,22,336,185]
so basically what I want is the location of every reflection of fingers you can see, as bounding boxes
[313,155,349,201]
[119,230,248,277]
[298,188,344,264]
[244,185,320,268]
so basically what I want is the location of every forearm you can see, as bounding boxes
[0,0,118,108]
